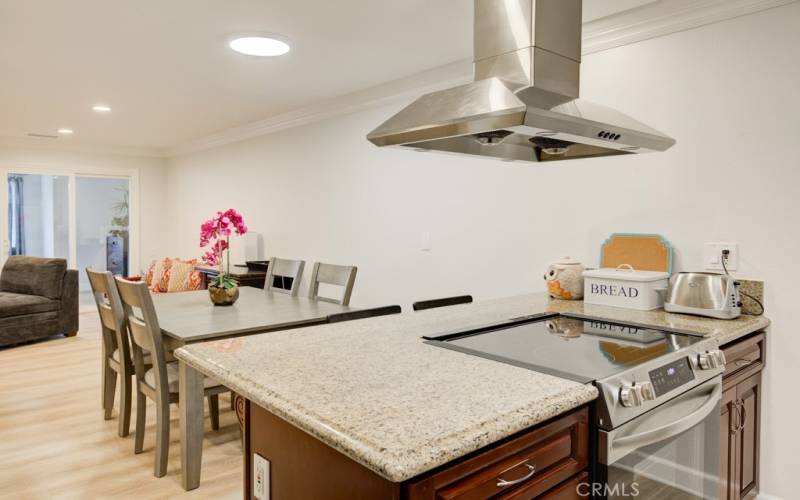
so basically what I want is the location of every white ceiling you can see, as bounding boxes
[0,0,654,154]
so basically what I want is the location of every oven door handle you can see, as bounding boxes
[613,382,721,451]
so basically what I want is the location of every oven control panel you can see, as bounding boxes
[649,357,695,397]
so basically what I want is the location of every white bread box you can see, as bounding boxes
[582,266,670,311]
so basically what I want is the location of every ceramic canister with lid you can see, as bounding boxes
[544,257,585,300]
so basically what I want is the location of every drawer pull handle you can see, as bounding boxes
[735,358,756,366]
[497,463,536,488]
[738,401,747,432]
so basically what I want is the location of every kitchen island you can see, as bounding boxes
[174,293,769,498]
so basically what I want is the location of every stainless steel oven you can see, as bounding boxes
[596,377,721,499]
[423,313,727,500]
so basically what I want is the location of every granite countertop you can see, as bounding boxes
[174,293,769,482]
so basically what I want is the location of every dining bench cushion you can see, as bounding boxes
[0,292,60,318]
[144,362,221,393]
[0,256,67,299]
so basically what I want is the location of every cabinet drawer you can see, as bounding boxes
[536,472,588,500]
[722,333,765,381]
[404,407,588,500]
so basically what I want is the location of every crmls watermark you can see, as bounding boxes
[576,482,640,497]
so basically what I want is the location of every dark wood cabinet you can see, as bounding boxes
[719,332,765,500]
[404,407,588,500]
[719,385,738,500]
[736,372,761,500]
[243,403,589,500]
[196,264,267,289]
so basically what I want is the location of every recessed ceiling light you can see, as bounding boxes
[229,35,290,57]
[57,128,74,135]
[92,105,112,112]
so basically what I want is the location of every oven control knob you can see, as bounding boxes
[710,349,727,369]
[638,381,656,402]
[698,350,725,370]
[697,353,711,369]
[619,384,644,407]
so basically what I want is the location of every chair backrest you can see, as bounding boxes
[265,257,305,296]
[115,277,169,395]
[412,295,473,311]
[86,268,129,362]
[308,262,358,306]
[327,305,401,323]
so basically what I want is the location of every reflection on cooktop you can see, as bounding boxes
[432,315,701,383]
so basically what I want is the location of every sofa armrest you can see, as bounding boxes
[59,269,79,335]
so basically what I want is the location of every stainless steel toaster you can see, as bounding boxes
[663,272,741,319]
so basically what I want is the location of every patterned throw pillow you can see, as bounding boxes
[186,266,204,291]
[167,259,201,292]
[149,258,173,293]
[144,260,157,286]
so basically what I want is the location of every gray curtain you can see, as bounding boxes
[8,175,25,255]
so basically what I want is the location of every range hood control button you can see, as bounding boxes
[620,384,644,408]
[639,381,656,402]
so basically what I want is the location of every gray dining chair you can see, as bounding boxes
[87,268,149,437]
[327,305,401,323]
[308,262,358,306]
[412,295,473,311]
[115,277,228,478]
[265,257,305,296]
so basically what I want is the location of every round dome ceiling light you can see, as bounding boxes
[229,35,290,57]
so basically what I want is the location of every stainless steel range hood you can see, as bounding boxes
[367,0,676,163]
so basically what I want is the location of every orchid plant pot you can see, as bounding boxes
[199,208,248,307]
[208,282,239,306]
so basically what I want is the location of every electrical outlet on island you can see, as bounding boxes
[704,242,738,272]
[253,453,270,500]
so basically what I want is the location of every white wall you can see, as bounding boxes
[166,5,799,497]
[0,144,169,272]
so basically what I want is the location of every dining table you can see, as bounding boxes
[151,286,352,490]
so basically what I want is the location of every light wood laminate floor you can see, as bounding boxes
[0,311,242,499]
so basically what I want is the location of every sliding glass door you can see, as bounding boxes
[75,176,130,290]
[1,168,136,301]
[7,173,70,259]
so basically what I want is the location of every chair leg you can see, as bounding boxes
[102,365,116,420]
[118,371,132,437]
[209,394,220,431]
[154,395,170,477]
[134,391,146,454]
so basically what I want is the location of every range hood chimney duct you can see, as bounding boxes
[367,0,675,163]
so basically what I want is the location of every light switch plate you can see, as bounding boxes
[253,453,270,500]
[704,242,738,271]
[421,231,432,251]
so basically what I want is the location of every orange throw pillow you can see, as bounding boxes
[167,259,202,292]
[144,260,157,286]
[149,258,173,293]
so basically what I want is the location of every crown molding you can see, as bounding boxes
[170,0,796,157]
[0,135,166,158]
[169,60,473,157]
[582,0,797,54]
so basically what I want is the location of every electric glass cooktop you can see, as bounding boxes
[423,313,705,383]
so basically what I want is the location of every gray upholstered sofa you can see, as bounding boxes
[0,256,79,347]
